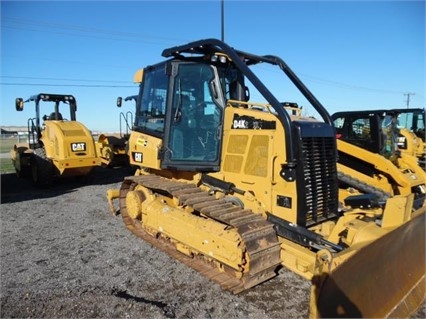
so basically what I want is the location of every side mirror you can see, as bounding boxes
[117,97,122,108]
[15,98,24,111]
[245,86,250,101]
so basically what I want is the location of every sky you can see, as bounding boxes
[1,0,424,132]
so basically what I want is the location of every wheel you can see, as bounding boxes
[19,153,32,178]
[30,148,54,186]
[16,165,31,179]
[11,146,31,178]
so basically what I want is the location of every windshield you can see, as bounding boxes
[381,114,398,158]
[134,65,168,134]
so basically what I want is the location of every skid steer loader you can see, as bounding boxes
[332,109,426,209]
[11,93,101,186]
[106,39,425,317]
[94,95,135,167]
[393,108,425,168]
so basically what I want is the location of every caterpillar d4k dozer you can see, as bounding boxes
[106,39,425,318]
[332,109,426,209]
[11,93,101,186]
[94,95,135,167]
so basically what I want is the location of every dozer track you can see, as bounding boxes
[118,174,282,294]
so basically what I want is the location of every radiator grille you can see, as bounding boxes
[300,136,338,227]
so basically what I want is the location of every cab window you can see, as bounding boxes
[135,66,167,134]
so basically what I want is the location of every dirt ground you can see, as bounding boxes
[1,167,425,318]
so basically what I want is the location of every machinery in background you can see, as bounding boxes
[332,109,426,209]
[94,95,135,167]
[393,108,425,168]
[11,93,100,186]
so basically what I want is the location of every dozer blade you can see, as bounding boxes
[311,211,425,318]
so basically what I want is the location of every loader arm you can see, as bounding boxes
[337,139,426,198]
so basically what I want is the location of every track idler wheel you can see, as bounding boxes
[125,190,145,219]
[125,185,156,220]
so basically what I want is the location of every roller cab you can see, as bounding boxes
[11,93,101,186]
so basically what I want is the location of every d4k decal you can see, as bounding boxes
[232,114,276,130]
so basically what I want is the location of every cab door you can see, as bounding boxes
[162,62,225,172]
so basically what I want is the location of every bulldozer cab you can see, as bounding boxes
[131,61,222,171]
[137,61,224,170]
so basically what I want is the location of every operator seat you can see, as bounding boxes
[49,112,63,120]
[170,96,191,159]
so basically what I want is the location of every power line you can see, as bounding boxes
[2,16,184,42]
[299,73,407,95]
[2,17,423,99]
[1,25,175,47]
[257,65,409,95]
[3,53,132,69]
[1,75,130,83]
[0,83,134,88]
[1,17,189,46]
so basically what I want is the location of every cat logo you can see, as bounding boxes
[133,152,143,163]
[71,142,86,152]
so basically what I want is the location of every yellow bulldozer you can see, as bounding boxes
[107,39,425,317]
[11,93,101,186]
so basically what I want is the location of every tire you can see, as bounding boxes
[17,153,32,179]
[30,148,54,187]
[16,165,31,179]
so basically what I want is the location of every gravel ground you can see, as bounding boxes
[1,167,425,318]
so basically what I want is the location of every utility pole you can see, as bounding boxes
[404,92,415,109]
[221,0,225,41]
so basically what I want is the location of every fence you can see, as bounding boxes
[0,134,25,153]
